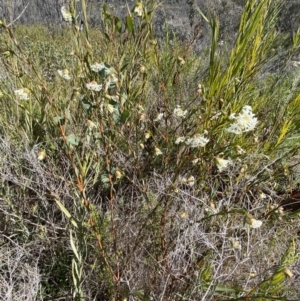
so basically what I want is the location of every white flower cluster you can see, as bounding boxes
[154,112,164,122]
[90,62,106,73]
[86,81,102,91]
[133,3,143,17]
[57,69,71,81]
[173,105,188,118]
[90,62,116,76]
[181,175,195,187]
[246,217,263,229]
[215,157,232,172]
[226,105,258,134]
[154,147,163,156]
[14,88,30,100]
[61,6,72,23]
[175,132,209,148]
[185,133,209,148]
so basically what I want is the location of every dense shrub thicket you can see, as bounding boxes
[1,0,300,300]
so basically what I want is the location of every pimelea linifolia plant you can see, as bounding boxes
[1,0,300,300]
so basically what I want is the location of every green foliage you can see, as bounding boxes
[1,0,300,300]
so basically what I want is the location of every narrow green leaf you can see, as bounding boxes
[126,16,134,34]
[114,16,122,33]
[103,3,107,14]
[54,198,78,228]
[70,232,80,261]
[194,5,209,23]
[121,92,127,106]
[72,259,79,286]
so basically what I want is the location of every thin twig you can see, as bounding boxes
[7,2,30,27]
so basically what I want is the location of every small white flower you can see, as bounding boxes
[37,150,46,161]
[115,169,122,180]
[180,212,188,219]
[197,83,202,95]
[226,105,258,134]
[91,62,105,72]
[191,158,199,165]
[185,133,209,148]
[177,57,185,65]
[154,113,164,122]
[250,219,263,228]
[232,239,241,250]
[278,207,284,215]
[181,176,195,187]
[133,3,143,17]
[215,157,232,172]
[14,88,30,100]
[246,216,263,229]
[187,176,195,187]
[236,145,246,154]
[57,69,71,81]
[259,191,267,200]
[145,131,151,140]
[173,105,188,118]
[61,6,72,23]
[175,136,185,145]
[155,147,162,156]
[86,81,102,91]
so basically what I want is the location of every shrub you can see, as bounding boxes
[0,0,300,300]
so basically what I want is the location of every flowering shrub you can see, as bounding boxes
[1,0,300,300]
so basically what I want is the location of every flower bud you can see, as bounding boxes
[177,56,185,66]
[139,65,146,73]
[38,150,46,161]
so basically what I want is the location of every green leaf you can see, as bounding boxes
[67,133,79,146]
[121,92,127,106]
[113,111,120,125]
[54,198,78,228]
[70,232,80,261]
[53,115,65,125]
[126,16,134,34]
[103,3,107,14]
[121,63,129,73]
[120,110,130,124]
[114,16,122,33]
[195,5,209,23]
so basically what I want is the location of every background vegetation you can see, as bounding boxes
[1,0,300,300]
